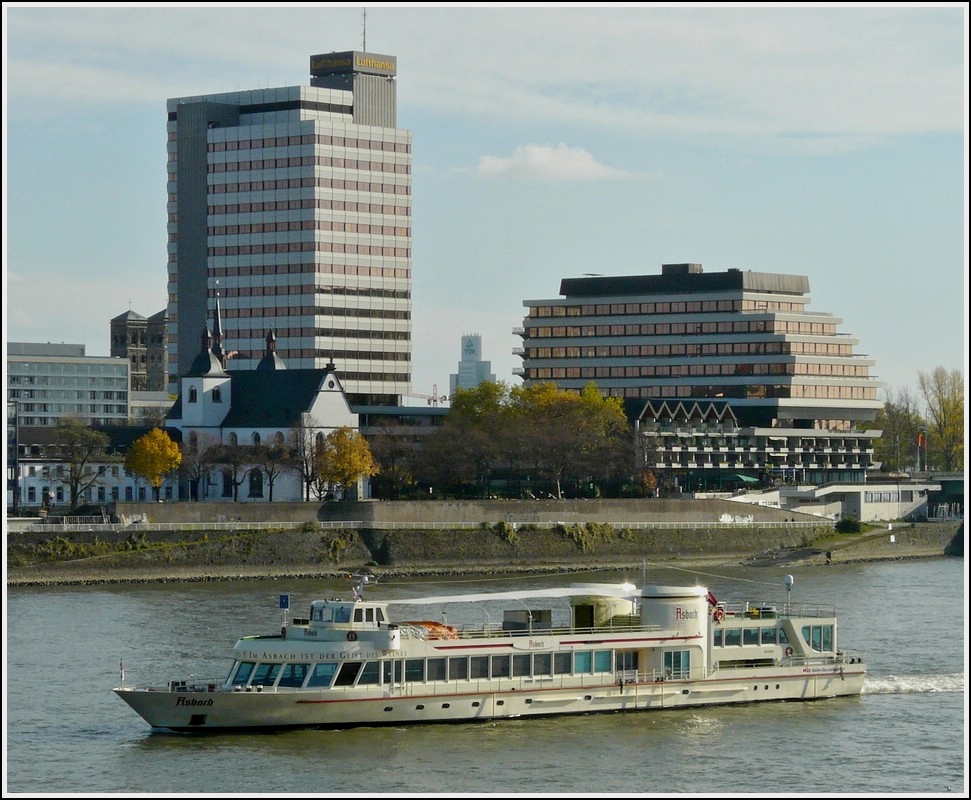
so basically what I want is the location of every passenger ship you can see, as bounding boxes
[114,573,866,732]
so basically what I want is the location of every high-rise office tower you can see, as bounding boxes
[450,334,496,395]
[166,50,412,406]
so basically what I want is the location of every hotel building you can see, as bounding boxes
[166,50,412,406]
[518,264,884,488]
[6,343,130,428]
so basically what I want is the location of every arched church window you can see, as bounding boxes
[248,469,264,498]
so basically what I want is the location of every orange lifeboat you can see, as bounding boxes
[405,620,460,640]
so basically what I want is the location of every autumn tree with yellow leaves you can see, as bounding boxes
[314,426,380,500]
[125,428,183,500]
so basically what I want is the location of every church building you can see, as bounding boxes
[165,298,360,502]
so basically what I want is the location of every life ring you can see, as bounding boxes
[785,646,794,657]
[713,608,725,623]
[346,631,358,642]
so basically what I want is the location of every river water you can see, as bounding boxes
[4,557,966,796]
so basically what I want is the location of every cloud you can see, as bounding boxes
[476,144,632,181]
[5,7,964,147]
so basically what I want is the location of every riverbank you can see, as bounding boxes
[6,521,960,587]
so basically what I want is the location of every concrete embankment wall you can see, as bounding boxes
[8,518,826,572]
[6,496,961,584]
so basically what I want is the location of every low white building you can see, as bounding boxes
[724,477,941,523]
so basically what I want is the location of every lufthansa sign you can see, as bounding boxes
[310,50,396,78]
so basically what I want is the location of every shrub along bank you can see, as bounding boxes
[6,519,960,586]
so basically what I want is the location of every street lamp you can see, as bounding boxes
[917,427,929,474]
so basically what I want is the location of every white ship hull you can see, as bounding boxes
[116,663,865,732]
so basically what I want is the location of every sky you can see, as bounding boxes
[3,3,968,404]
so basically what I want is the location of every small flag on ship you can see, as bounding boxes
[120,659,125,683]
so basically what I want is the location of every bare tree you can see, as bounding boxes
[179,433,219,501]
[208,442,250,501]
[49,418,114,511]
[289,416,324,501]
[253,437,296,502]
[870,386,923,472]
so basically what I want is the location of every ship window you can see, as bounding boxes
[375,608,386,623]
[761,627,777,645]
[778,628,790,644]
[743,628,760,645]
[251,663,282,686]
[513,654,531,677]
[663,650,691,680]
[278,663,309,688]
[365,608,375,622]
[714,629,724,647]
[357,661,380,685]
[426,658,446,681]
[491,655,510,678]
[802,624,834,652]
[382,660,393,684]
[334,662,362,687]
[230,661,255,685]
[334,606,351,623]
[553,653,572,675]
[448,657,468,680]
[534,653,552,676]
[574,651,592,674]
[405,659,424,682]
[593,651,612,673]
[724,629,741,647]
[354,608,364,622]
[470,656,489,679]
[307,662,338,688]
[615,651,638,672]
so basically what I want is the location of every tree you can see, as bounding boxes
[317,427,380,499]
[290,417,324,501]
[867,386,923,472]
[125,428,182,501]
[411,380,635,499]
[510,382,632,499]
[179,433,219,501]
[207,442,250,501]
[49,417,113,511]
[253,437,296,502]
[366,419,422,499]
[918,367,964,471]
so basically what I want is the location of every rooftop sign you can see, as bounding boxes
[310,51,396,78]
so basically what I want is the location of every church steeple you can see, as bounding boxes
[185,306,227,378]
[256,329,287,371]
[211,291,226,367]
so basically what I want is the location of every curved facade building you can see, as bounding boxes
[518,263,883,487]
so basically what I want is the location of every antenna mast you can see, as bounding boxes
[362,7,366,51]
